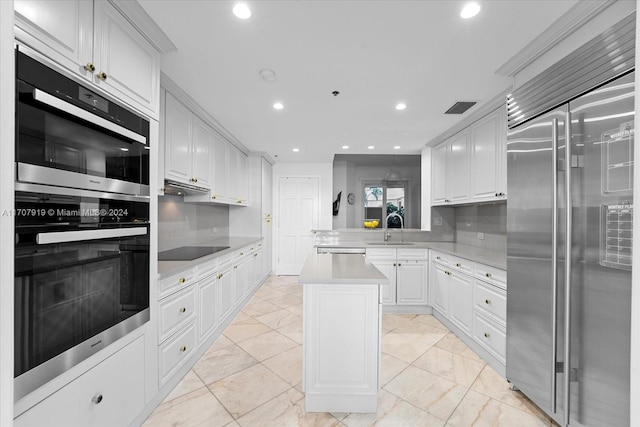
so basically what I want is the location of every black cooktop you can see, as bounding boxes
[158,246,229,261]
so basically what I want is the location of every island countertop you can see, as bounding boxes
[298,253,389,285]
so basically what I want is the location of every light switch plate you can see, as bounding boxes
[477,232,485,240]
[434,216,443,226]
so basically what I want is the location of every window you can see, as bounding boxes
[363,181,406,228]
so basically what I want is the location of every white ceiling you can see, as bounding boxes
[139,0,578,163]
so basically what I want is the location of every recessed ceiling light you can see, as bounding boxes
[395,103,407,111]
[393,146,401,150]
[233,3,251,19]
[460,1,481,19]
[367,146,375,150]
[273,102,284,110]
[342,145,350,150]
[292,148,300,152]
[119,147,129,152]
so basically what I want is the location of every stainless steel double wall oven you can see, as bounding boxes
[14,48,151,400]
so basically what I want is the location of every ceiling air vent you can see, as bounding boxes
[444,101,477,115]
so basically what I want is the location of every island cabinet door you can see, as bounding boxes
[304,283,380,413]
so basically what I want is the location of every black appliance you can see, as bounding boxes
[13,47,151,401]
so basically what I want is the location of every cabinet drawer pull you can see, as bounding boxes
[179,307,186,313]
[179,345,187,352]
[240,252,244,256]
[484,332,490,338]
[436,256,441,260]
[218,273,223,279]
[445,271,451,276]
[234,265,238,269]
[456,262,461,267]
[398,263,402,267]
[179,277,186,284]
[212,195,217,200]
[84,62,96,72]
[97,71,108,81]
[485,299,491,305]
[237,199,243,204]
[485,272,492,278]
[91,394,103,404]
[250,247,254,250]
[254,253,258,257]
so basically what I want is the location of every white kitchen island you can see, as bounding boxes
[298,253,388,413]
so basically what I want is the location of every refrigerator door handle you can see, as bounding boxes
[551,117,559,414]
[563,110,573,427]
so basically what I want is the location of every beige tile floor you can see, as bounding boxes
[143,275,557,427]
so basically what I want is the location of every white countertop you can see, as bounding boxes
[298,253,389,285]
[158,236,263,278]
[315,241,506,270]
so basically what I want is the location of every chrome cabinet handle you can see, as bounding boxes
[551,117,559,414]
[563,110,573,426]
[91,394,103,404]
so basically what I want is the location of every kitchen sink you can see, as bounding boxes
[367,242,414,246]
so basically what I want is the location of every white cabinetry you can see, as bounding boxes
[164,92,212,188]
[14,0,161,118]
[470,108,507,202]
[156,242,264,388]
[15,337,145,427]
[211,136,228,201]
[366,248,428,309]
[429,249,507,370]
[303,283,380,413]
[445,129,470,203]
[431,108,507,206]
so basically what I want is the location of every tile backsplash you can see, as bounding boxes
[158,195,229,251]
[454,203,506,251]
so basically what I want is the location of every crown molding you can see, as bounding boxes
[161,72,250,155]
[495,0,617,77]
[108,0,177,54]
[424,86,511,148]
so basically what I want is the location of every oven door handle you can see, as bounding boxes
[36,227,147,245]
[32,89,147,145]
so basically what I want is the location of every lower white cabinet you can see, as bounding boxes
[303,283,380,412]
[366,248,428,307]
[198,273,219,341]
[218,263,235,320]
[158,321,198,385]
[430,249,507,369]
[15,336,145,427]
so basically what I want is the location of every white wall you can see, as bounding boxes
[0,1,14,424]
[421,147,431,231]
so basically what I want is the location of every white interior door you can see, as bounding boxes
[277,177,319,275]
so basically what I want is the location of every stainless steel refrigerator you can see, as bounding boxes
[506,14,635,427]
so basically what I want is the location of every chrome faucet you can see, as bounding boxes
[385,212,404,229]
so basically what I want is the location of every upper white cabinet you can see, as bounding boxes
[431,107,507,206]
[227,145,248,204]
[470,108,507,202]
[164,92,211,189]
[211,136,228,202]
[445,129,470,203]
[15,0,161,118]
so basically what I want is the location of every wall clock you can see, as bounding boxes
[347,193,355,205]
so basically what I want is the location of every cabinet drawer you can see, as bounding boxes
[158,286,197,342]
[473,312,506,363]
[431,250,450,265]
[474,264,506,289]
[197,258,218,280]
[450,255,474,275]
[397,248,428,260]
[159,322,197,385]
[159,268,196,297]
[366,248,396,259]
[234,246,251,260]
[474,280,506,324]
[15,336,145,427]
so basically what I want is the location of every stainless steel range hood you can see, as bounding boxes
[163,179,209,196]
